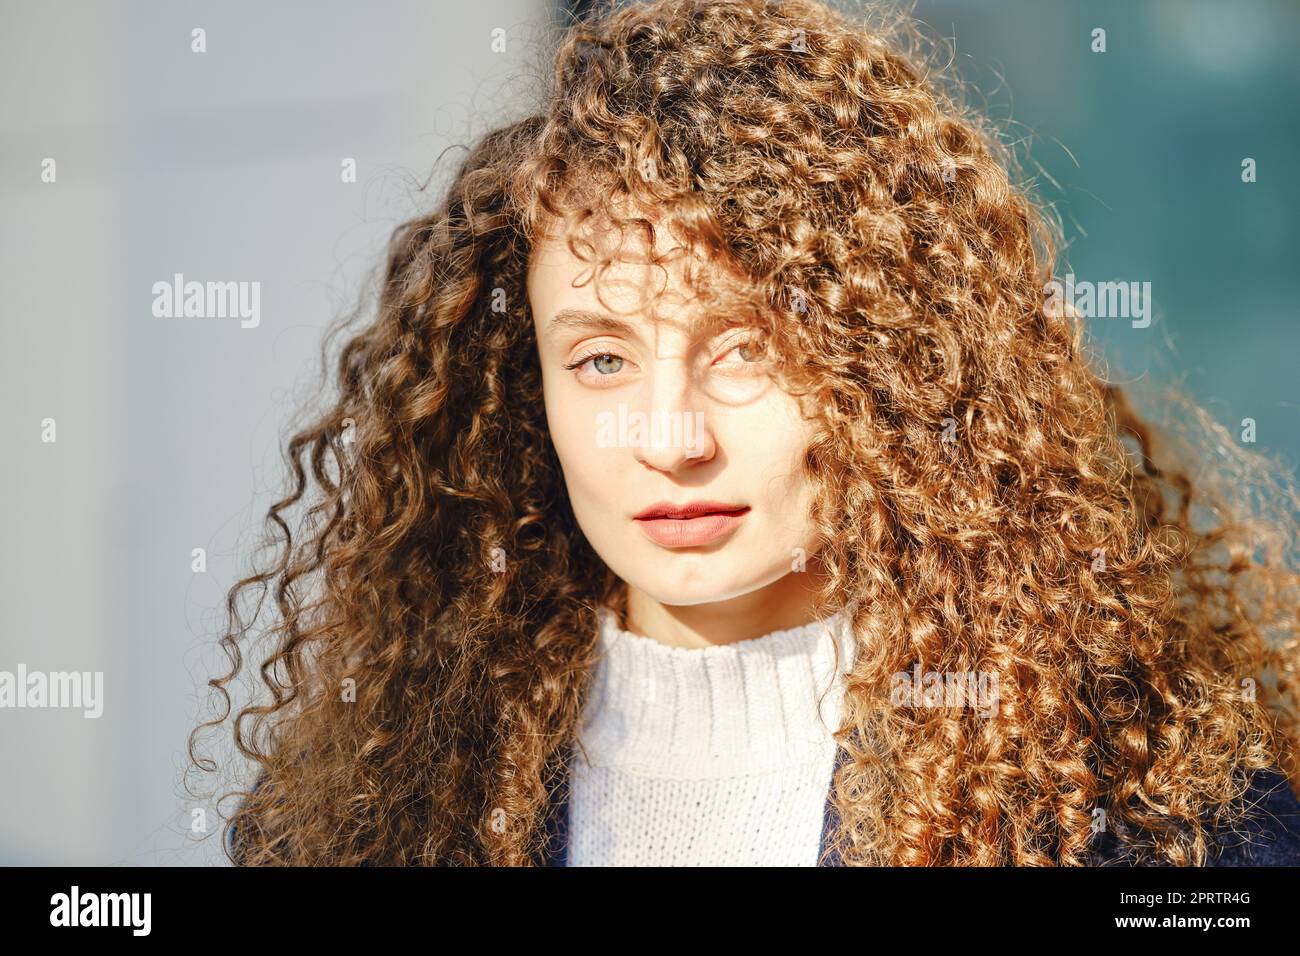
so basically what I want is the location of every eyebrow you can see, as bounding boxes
[545,307,751,342]
[546,308,642,338]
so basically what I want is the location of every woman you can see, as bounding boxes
[196,0,1300,865]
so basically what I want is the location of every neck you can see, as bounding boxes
[622,557,832,649]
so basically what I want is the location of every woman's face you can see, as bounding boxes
[527,218,824,607]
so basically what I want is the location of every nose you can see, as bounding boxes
[630,356,717,472]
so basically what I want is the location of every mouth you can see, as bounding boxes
[633,501,751,548]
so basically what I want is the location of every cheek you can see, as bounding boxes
[743,401,820,536]
[542,383,611,510]
[746,399,814,485]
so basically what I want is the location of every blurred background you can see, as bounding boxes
[2,0,1296,865]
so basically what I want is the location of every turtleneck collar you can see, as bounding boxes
[575,603,859,778]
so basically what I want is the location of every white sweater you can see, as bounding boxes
[566,604,859,866]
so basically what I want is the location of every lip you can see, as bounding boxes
[633,501,751,548]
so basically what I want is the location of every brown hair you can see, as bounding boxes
[189,0,1300,865]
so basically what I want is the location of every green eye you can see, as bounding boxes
[592,354,623,374]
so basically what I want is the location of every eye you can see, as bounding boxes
[564,350,625,376]
[715,333,767,367]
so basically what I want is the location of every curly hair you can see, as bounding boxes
[188,0,1300,865]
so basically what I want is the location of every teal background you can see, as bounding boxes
[911,0,1299,471]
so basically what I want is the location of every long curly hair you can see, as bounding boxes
[188,0,1300,865]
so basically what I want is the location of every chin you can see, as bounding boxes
[629,564,779,607]
[639,586,739,607]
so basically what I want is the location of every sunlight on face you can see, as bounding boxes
[526,215,823,606]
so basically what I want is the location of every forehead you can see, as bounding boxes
[526,211,759,332]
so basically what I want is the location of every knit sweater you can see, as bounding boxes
[563,604,859,866]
